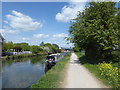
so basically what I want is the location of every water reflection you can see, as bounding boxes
[30,55,45,64]
[1,52,69,88]
[2,55,46,88]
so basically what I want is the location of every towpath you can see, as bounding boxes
[63,53,108,88]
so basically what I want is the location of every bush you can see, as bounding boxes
[97,62,120,89]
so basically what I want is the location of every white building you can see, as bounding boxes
[0,34,4,58]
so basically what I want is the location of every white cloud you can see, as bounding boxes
[3,20,9,24]
[21,37,30,41]
[0,29,19,34]
[12,37,30,43]
[55,0,88,22]
[1,10,43,37]
[5,10,42,31]
[33,34,50,39]
[52,33,68,38]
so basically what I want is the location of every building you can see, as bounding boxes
[0,33,4,58]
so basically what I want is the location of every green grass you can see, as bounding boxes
[31,53,71,88]
[75,52,119,89]
[83,64,112,88]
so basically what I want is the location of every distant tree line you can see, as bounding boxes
[2,41,61,54]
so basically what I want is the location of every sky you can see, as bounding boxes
[0,0,88,48]
[0,0,119,47]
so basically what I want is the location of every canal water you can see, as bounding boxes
[0,52,68,88]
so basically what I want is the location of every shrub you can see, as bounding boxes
[97,62,119,89]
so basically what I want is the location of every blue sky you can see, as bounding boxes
[1,1,88,48]
[1,0,119,47]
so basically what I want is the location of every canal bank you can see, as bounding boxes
[2,53,47,60]
[1,52,68,88]
[31,53,71,88]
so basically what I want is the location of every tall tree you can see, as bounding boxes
[7,41,14,51]
[14,43,30,51]
[30,45,40,54]
[68,2,118,62]
[52,44,60,53]
[2,42,8,52]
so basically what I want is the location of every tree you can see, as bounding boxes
[14,43,30,51]
[30,45,40,54]
[42,43,60,53]
[43,43,54,53]
[68,2,118,63]
[2,41,14,52]
[2,42,8,52]
[7,41,14,51]
[52,44,61,53]
[115,8,120,50]
[40,42,44,46]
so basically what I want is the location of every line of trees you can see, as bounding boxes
[2,41,61,54]
[68,2,119,63]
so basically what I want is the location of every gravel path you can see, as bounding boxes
[64,53,108,88]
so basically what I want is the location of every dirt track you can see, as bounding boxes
[64,53,108,88]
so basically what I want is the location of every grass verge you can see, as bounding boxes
[31,53,71,88]
[75,52,119,90]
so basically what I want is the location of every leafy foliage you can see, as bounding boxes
[2,41,61,54]
[14,43,30,51]
[30,45,42,54]
[68,2,119,62]
[43,43,61,53]
[2,41,14,52]
[98,62,119,89]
